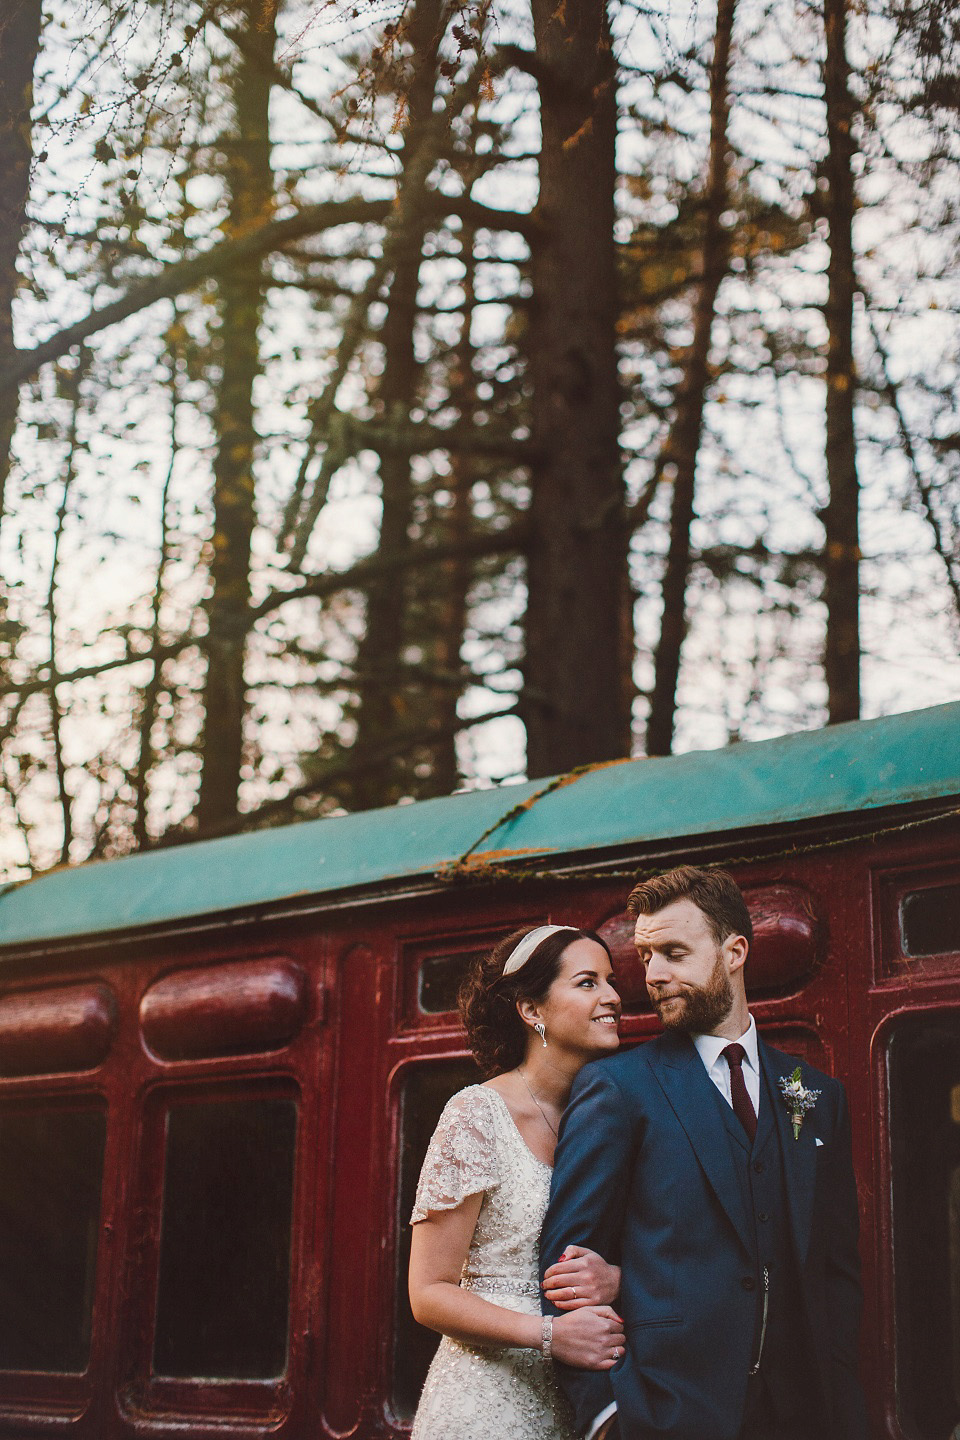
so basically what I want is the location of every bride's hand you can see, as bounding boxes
[543,1244,622,1308]
[550,1306,626,1371]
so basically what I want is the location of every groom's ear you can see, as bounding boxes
[724,933,749,975]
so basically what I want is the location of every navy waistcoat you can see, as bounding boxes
[712,1067,812,1422]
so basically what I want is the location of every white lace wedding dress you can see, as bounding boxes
[409,1084,578,1440]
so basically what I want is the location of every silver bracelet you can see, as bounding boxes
[541,1316,553,1359]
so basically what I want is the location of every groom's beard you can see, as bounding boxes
[650,953,733,1034]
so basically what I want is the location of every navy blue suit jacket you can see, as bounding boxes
[539,1034,869,1440]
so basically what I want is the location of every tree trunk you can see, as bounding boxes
[195,0,277,833]
[524,0,629,777]
[419,226,478,798]
[348,0,444,808]
[0,0,43,524]
[645,0,736,756]
[47,354,85,865]
[134,327,179,849]
[822,0,861,724]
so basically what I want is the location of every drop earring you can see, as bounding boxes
[534,1021,547,1048]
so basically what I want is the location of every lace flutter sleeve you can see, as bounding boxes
[410,1086,500,1224]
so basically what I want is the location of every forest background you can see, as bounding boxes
[0,0,957,879]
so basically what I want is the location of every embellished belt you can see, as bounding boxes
[462,1275,541,1299]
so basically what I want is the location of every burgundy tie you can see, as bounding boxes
[722,1042,758,1143]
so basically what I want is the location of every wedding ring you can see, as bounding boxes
[612,1347,621,1359]
[571,1287,577,1300]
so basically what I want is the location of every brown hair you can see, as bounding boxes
[626,866,753,948]
[459,925,611,1078]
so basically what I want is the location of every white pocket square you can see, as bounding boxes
[815,1138,824,1147]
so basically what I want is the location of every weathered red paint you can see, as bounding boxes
[0,807,956,1438]
[0,981,116,1075]
[744,882,821,990]
[139,957,308,1060]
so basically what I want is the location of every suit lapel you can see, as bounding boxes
[717,1084,751,1153]
[760,1040,817,1263]
[648,1034,753,1257]
[752,1067,775,1157]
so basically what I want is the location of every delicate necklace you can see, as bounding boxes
[518,1067,559,1139]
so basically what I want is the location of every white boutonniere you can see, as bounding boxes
[779,1066,821,1140]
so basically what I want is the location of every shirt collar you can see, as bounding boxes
[692,1013,759,1077]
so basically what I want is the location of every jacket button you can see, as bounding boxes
[741,1276,756,1291]
[753,1161,764,1174]
[758,1211,770,1222]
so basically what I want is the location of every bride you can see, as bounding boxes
[408,924,626,1439]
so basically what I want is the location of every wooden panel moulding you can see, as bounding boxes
[0,981,116,1076]
[746,884,821,991]
[140,958,308,1061]
[758,1022,833,1075]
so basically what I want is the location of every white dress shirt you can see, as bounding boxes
[585,1402,618,1440]
[692,1012,761,1116]
[583,1016,760,1440]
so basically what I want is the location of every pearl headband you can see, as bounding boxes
[502,924,579,976]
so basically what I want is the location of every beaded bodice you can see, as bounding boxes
[411,1084,552,1298]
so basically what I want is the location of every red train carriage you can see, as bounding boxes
[0,702,958,1440]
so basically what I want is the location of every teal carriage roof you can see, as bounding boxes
[2,701,958,948]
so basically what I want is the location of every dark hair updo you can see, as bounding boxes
[459,925,611,1077]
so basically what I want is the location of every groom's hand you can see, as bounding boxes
[543,1245,622,1308]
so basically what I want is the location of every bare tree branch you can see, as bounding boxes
[134,321,181,849]
[151,703,520,843]
[868,310,960,630]
[45,354,86,864]
[0,637,200,702]
[253,519,529,623]
[0,196,536,397]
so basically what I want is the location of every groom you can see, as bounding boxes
[540,866,868,1440]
